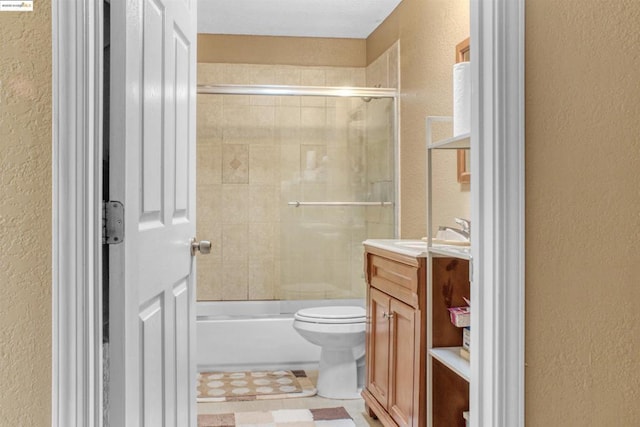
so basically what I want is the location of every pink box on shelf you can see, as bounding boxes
[448,306,470,327]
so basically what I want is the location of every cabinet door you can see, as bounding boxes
[388,298,419,427]
[367,287,391,408]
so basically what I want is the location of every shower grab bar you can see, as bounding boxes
[288,201,393,207]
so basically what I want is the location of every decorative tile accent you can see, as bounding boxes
[222,145,249,183]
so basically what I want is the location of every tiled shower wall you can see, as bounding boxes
[196,50,397,301]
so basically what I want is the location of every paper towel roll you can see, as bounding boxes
[453,62,471,136]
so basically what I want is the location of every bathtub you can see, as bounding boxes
[196,299,365,372]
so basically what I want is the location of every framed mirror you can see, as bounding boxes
[456,37,470,184]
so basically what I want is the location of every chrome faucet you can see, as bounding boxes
[454,217,470,238]
[437,217,471,240]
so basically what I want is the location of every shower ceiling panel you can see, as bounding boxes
[197,0,403,39]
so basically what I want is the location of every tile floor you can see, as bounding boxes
[197,371,383,427]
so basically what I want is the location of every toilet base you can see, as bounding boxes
[316,348,362,399]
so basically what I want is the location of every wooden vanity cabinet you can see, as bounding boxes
[362,244,427,427]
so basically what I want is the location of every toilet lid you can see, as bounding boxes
[294,306,366,324]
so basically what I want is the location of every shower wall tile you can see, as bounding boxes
[249,185,279,222]
[222,105,251,143]
[222,64,254,85]
[366,51,389,88]
[250,106,276,143]
[197,184,223,226]
[248,258,276,300]
[222,223,248,264]
[280,144,301,180]
[197,142,222,185]
[329,258,351,291]
[276,107,301,141]
[302,96,326,108]
[325,68,359,87]
[197,63,225,85]
[279,95,301,107]
[221,264,249,300]
[249,145,279,184]
[300,68,325,86]
[221,184,249,223]
[248,65,276,85]
[197,95,223,141]
[248,222,278,258]
[301,107,325,126]
[250,95,277,106]
[223,94,250,106]
[274,67,302,86]
[197,258,223,301]
[301,107,326,142]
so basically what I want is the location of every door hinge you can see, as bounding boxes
[103,201,124,244]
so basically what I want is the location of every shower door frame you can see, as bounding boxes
[197,83,401,301]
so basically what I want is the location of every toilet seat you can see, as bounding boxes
[294,306,366,324]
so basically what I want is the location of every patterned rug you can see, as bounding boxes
[197,370,317,402]
[198,407,356,427]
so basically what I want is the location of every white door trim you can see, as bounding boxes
[51,1,525,426]
[470,0,525,426]
[51,1,103,426]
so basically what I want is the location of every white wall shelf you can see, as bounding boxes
[429,133,471,150]
[426,115,473,426]
[425,115,470,150]
[429,347,470,382]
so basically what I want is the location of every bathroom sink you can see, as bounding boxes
[393,241,428,249]
[432,228,470,246]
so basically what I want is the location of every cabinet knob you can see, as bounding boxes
[383,312,394,319]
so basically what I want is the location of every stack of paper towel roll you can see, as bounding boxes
[453,61,471,136]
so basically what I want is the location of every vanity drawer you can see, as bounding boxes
[367,254,419,308]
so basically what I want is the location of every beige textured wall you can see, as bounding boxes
[367,0,470,238]
[0,6,52,427]
[198,34,366,67]
[525,0,640,424]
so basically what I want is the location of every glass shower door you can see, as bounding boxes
[278,95,396,301]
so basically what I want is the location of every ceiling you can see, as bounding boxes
[197,0,403,39]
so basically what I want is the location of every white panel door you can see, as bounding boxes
[108,0,197,426]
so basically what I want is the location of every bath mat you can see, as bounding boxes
[197,370,317,402]
[198,407,356,427]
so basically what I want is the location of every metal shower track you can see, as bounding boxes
[197,83,397,98]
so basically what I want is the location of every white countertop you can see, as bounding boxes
[363,239,472,260]
[363,239,429,258]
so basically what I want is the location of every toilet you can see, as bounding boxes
[292,306,366,399]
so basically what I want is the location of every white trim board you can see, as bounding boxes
[51,1,526,426]
[52,0,104,426]
[470,0,525,426]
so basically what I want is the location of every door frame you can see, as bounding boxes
[52,1,104,426]
[51,1,525,427]
[469,0,525,426]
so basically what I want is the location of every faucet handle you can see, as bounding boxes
[455,217,471,233]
